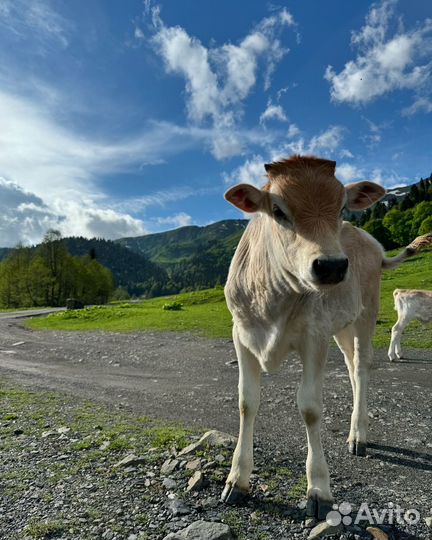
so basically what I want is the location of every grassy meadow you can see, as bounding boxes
[27,250,432,349]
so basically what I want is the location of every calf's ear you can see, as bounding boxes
[345,181,386,210]
[224,183,265,213]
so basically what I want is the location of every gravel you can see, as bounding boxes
[0,317,431,539]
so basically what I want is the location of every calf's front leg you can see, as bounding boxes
[221,328,261,504]
[297,338,333,520]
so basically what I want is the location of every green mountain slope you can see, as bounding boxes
[116,219,247,265]
[62,237,168,296]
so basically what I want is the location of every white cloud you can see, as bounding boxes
[134,26,145,40]
[0,177,146,247]
[339,149,354,159]
[146,4,296,159]
[259,102,288,125]
[336,163,363,183]
[223,155,267,187]
[325,1,432,105]
[0,0,70,49]
[401,96,432,116]
[155,212,193,228]
[287,123,300,138]
[309,126,345,153]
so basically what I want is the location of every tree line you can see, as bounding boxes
[347,175,432,249]
[0,230,114,308]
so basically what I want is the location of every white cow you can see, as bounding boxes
[221,155,431,519]
[388,289,432,361]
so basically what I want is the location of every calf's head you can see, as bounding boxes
[225,155,386,291]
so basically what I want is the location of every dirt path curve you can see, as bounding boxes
[0,314,431,532]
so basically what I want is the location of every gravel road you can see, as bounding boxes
[0,313,431,539]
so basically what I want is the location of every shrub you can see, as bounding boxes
[162,301,183,311]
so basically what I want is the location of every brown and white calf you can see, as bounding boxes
[221,155,431,519]
[388,289,432,361]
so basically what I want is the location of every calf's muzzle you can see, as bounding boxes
[312,257,349,285]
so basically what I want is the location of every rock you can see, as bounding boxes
[185,459,201,470]
[161,458,179,475]
[167,498,192,516]
[99,440,110,451]
[163,520,234,540]
[178,430,236,457]
[308,521,343,539]
[366,527,389,540]
[41,430,56,438]
[425,516,432,528]
[13,428,24,436]
[304,517,318,528]
[57,426,71,434]
[163,478,177,490]
[113,454,146,468]
[186,471,205,492]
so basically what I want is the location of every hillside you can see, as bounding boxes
[62,237,168,296]
[116,219,247,265]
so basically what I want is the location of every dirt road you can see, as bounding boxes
[0,313,431,536]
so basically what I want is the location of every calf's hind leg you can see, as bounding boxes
[388,313,410,361]
[334,325,366,456]
[346,320,375,456]
[221,327,261,504]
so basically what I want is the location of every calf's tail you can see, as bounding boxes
[382,232,432,270]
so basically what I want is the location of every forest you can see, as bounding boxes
[0,231,114,308]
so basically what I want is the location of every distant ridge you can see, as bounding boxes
[116,219,247,265]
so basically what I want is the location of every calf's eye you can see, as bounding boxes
[272,204,288,221]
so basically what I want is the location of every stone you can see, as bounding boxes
[99,440,110,451]
[41,430,56,438]
[163,478,177,490]
[366,527,389,540]
[167,498,191,516]
[163,520,234,540]
[113,454,146,468]
[57,426,71,434]
[308,521,343,539]
[425,516,432,528]
[161,459,179,475]
[178,430,236,457]
[304,517,318,528]
[185,459,201,470]
[186,471,205,492]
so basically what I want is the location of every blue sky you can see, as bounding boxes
[0,0,431,246]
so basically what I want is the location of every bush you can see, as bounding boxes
[162,301,183,311]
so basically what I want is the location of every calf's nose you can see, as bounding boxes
[312,257,349,285]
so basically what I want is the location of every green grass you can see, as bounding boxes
[376,250,432,348]
[27,251,432,348]
[27,286,232,338]
[24,519,66,539]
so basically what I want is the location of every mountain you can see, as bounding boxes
[0,248,11,262]
[62,237,168,296]
[116,219,247,266]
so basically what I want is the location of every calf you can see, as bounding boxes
[388,288,432,361]
[221,155,431,518]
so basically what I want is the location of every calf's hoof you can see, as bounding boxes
[348,441,367,457]
[220,483,249,505]
[306,494,333,521]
